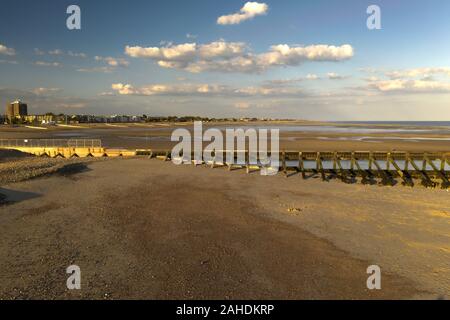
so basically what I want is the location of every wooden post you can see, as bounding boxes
[353,157,368,183]
[335,156,346,182]
[408,154,433,187]
[350,152,355,172]
[211,151,216,169]
[425,156,448,186]
[386,152,391,171]
[317,152,325,181]
[404,152,409,171]
[299,152,305,179]
[316,152,320,171]
[246,150,250,174]
[333,152,337,171]
[389,156,413,186]
[372,157,390,185]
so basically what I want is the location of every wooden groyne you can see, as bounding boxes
[137,149,450,188]
[1,139,449,187]
[279,151,450,188]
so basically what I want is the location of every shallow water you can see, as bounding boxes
[223,125,438,134]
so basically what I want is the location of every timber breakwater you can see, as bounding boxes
[1,139,450,188]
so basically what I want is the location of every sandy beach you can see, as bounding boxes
[0,154,449,299]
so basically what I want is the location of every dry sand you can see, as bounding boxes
[0,157,449,299]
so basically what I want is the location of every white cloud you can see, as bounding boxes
[126,43,196,60]
[34,48,45,55]
[264,78,304,86]
[99,91,115,96]
[183,56,258,73]
[111,83,228,96]
[264,74,321,86]
[363,76,380,82]
[125,41,353,73]
[111,82,305,97]
[369,79,450,93]
[54,103,87,109]
[0,59,18,65]
[234,86,304,96]
[306,74,319,80]
[362,67,450,93]
[265,73,346,87]
[217,2,268,25]
[111,83,136,95]
[32,87,63,95]
[198,41,246,59]
[125,41,247,71]
[48,49,64,55]
[77,66,115,73]
[34,61,61,67]
[95,56,129,67]
[359,67,378,74]
[386,67,450,79]
[258,44,354,66]
[68,51,87,58]
[234,101,251,109]
[327,72,349,80]
[35,48,87,58]
[79,56,130,73]
[0,44,15,56]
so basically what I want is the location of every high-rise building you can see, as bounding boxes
[5,100,28,120]
[12,100,28,116]
[5,103,14,119]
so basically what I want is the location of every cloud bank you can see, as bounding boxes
[368,79,450,93]
[362,67,450,93]
[125,41,354,73]
[386,67,450,79]
[111,82,305,97]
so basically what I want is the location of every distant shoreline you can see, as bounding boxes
[1,120,450,152]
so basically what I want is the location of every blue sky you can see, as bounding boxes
[1,0,450,120]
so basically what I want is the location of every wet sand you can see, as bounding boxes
[2,121,450,151]
[0,157,448,299]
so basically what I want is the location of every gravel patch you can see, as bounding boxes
[0,150,106,185]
